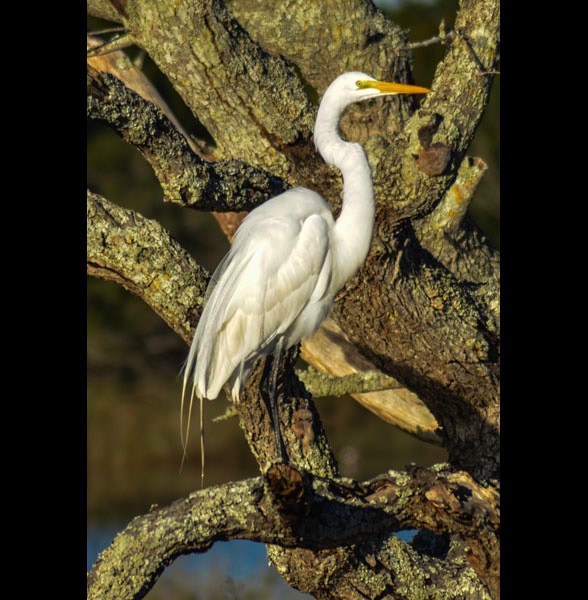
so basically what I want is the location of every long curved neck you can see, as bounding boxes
[314,102,375,289]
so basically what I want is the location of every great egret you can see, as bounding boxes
[181,72,429,476]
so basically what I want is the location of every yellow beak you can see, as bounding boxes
[357,80,431,95]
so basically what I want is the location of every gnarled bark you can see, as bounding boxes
[88,463,497,600]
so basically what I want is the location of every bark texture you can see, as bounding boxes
[88,0,500,597]
[88,463,497,600]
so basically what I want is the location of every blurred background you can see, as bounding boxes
[87,0,498,597]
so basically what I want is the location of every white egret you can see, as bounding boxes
[181,72,429,477]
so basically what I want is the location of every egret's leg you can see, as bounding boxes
[261,338,286,461]
[270,338,286,460]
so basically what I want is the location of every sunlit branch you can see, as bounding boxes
[87,464,496,600]
[87,190,209,344]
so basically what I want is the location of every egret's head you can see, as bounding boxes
[314,72,430,162]
[324,71,430,109]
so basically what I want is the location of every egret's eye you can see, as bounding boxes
[356,80,375,90]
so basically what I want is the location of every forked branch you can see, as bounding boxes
[87,64,288,212]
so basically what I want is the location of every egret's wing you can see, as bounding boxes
[191,206,332,400]
[225,212,332,354]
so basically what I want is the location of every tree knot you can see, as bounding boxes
[265,463,308,522]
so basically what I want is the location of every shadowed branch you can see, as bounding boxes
[87,64,288,212]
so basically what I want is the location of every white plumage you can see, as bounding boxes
[188,188,335,402]
[181,72,429,467]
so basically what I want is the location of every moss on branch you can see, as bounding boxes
[297,365,403,398]
[88,464,495,600]
[87,190,208,343]
[87,64,288,211]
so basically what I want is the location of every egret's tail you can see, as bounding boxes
[180,371,207,489]
[200,393,205,490]
[179,246,244,486]
[179,374,194,470]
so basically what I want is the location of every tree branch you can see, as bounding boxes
[373,0,500,222]
[301,318,442,446]
[87,33,211,156]
[87,63,288,211]
[226,0,417,147]
[87,190,209,343]
[418,153,498,283]
[424,156,488,239]
[298,365,403,397]
[415,155,500,335]
[87,32,135,58]
[88,0,123,22]
[88,464,496,600]
[117,0,316,175]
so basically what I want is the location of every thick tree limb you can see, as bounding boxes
[227,0,411,92]
[88,464,496,600]
[87,190,209,343]
[87,64,288,211]
[88,0,122,22]
[333,232,500,477]
[111,0,316,174]
[226,0,418,145]
[301,317,442,446]
[373,0,500,221]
